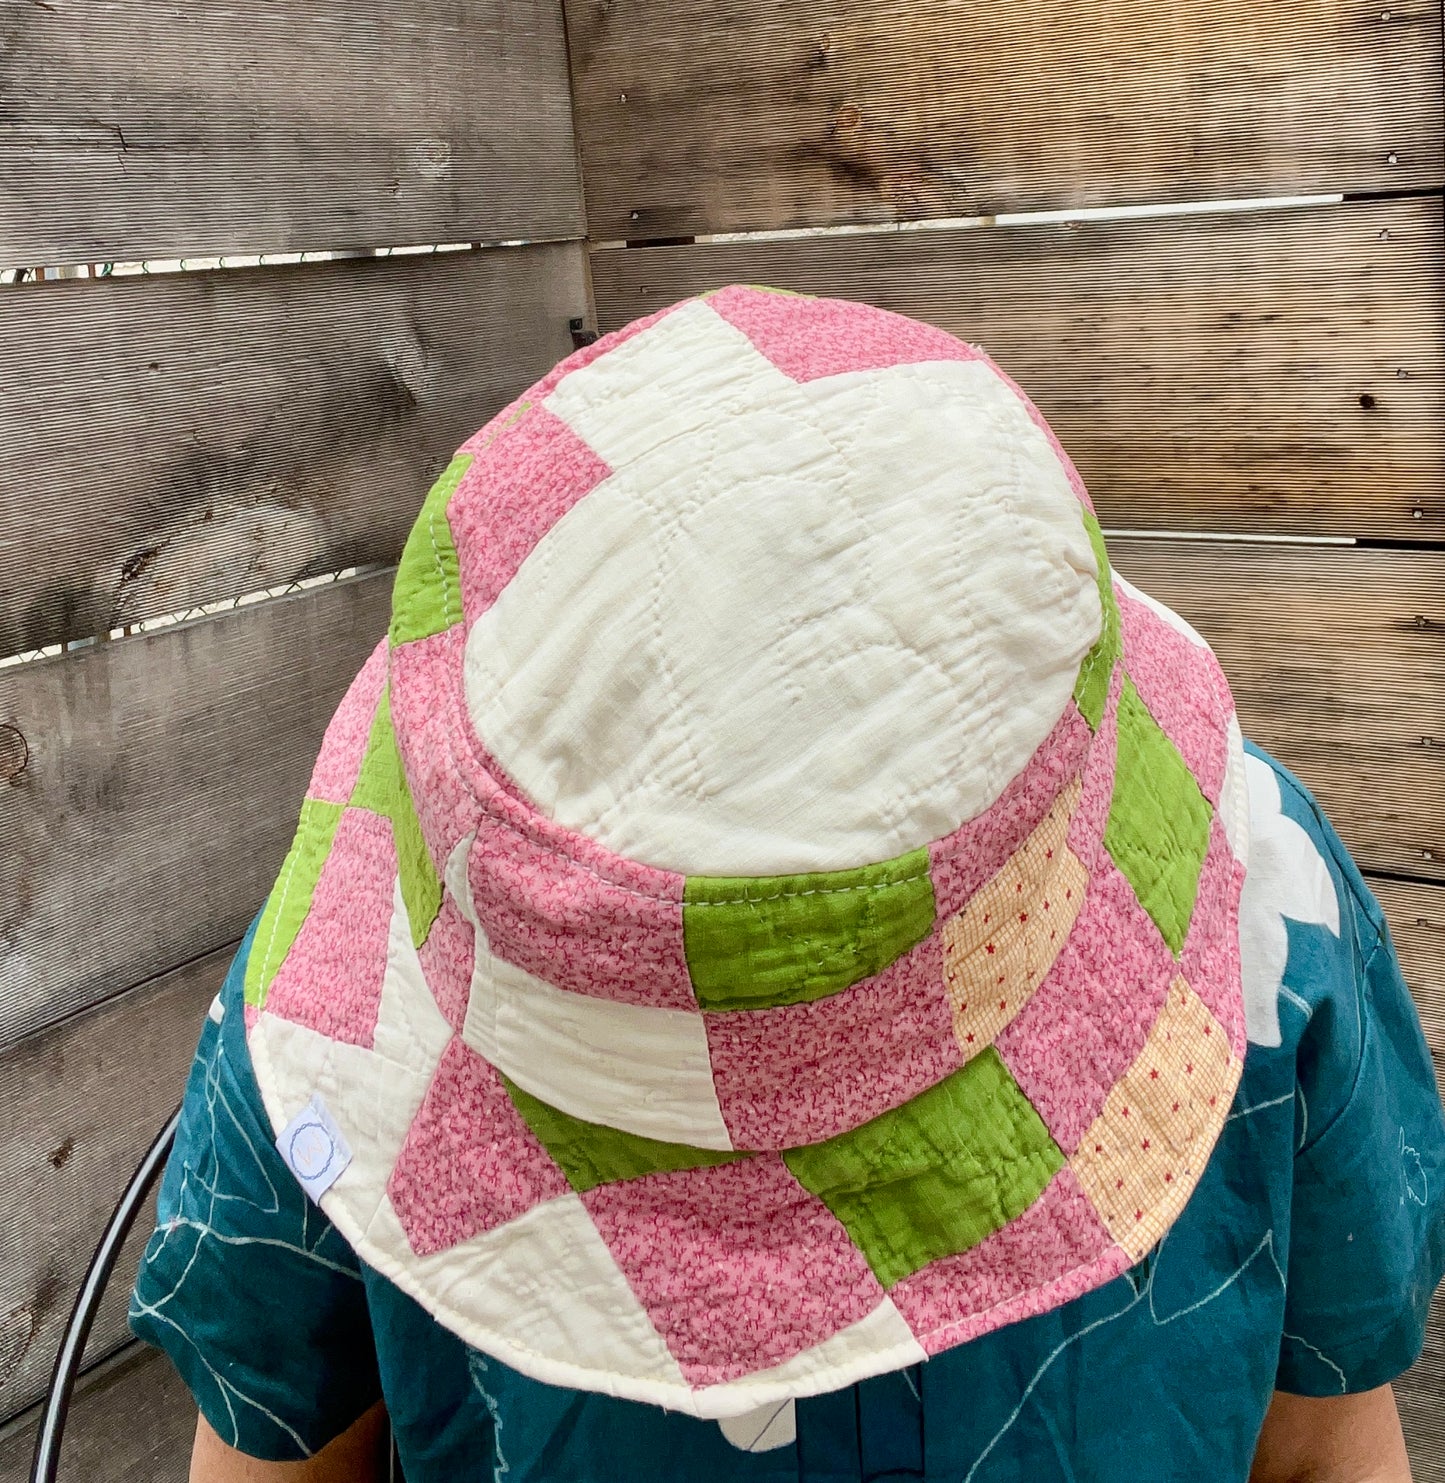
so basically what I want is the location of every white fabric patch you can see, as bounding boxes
[250,881,454,1231]
[462,917,733,1150]
[277,1094,353,1201]
[1239,752,1341,1047]
[465,299,1100,876]
[693,1298,927,1413]
[207,993,225,1024]
[373,877,454,1071]
[363,1191,691,1392]
[718,1400,797,1453]
[1219,713,1250,868]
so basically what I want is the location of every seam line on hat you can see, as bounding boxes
[684,874,929,906]
[429,503,458,630]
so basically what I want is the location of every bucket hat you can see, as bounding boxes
[243,285,1248,1419]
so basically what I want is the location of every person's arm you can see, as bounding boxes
[190,1403,389,1483]
[1250,1385,1411,1483]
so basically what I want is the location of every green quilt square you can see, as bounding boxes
[683,849,936,1012]
[1103,678,1214,954]
[244,797,345,1008]
[389,451,472,647]
[350,687,442,947]
[502,1075,748,1193]
[783,1049,1063,1288]
[1073,511,1121,730]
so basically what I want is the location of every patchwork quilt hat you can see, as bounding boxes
[244,286,1250,1419]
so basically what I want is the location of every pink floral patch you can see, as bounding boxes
[307,639,389,805]
[1180,818,1248,1057]
[1118,592,1232,804]
[929,703,1092,916]
[1067,668,1122,871]
[582,1156,885,1385]
[467,809,695,1010]
[264,809,396,1047]
[388,1036,571,1256]
[706,286,982,383]
[890,1168,1115,1344]
[417,892,475,1032]
[389,630,482,873]
[705,933,962,1151]
[450,406,612,623]
[995,860,1176,1153]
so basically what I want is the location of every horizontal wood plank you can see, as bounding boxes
[0,952,224,1425]
[1,0,583,263]
[0,573,390,1046]
[0,1344,193,1483]
[1400,1289,1445,1481]
[590,198,1445,538]
[1373,878,1445,1054]
[1,243,588,655]
[1109,541,1444,883]
[565,0,1443,239]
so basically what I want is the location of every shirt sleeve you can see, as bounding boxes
[1271,768,1445,1395]
[128,914,383,1461]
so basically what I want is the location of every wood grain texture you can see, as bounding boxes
[0,0,583,264]
[589,197,1445,539]
[0,950,223,1425]
[0,1344,193,1483]
[1109,541,1444,884]
[1,242,588,655]
[1400,1289,1445,1482]
[564,0,1443,239]
[1373,878,1445,1055]
[0,573,390,1047]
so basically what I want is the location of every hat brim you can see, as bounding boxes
[243,570,1246,1420]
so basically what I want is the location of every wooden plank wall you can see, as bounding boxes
[0,0,591,1462]
[569,0,1445,1470]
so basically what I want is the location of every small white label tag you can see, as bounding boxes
[277,1094,353,1202]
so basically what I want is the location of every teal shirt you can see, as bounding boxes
[131,748,1445,1481]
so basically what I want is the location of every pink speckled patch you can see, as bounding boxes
[390,622,696,1011]
[705,933,962,1151]
[307,640,389,805]
[582,1156,885,1385]
[1067,668,1122,871]
[1118,592,1232,804]
[706,286,981,383]
[1180,818,1248,1057]
[890,1167,1115,1345]
[388,1035,571,1256]
[450,405,612,622]
[417,892,474,1032]
[389,630,481,871]
[264,809,396,1047]
[996,860,1176,1153]
[468,808,695,1009]
[929,703,1092,917]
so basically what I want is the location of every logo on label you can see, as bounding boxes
[276,1094,353,1202]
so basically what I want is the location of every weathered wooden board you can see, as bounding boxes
[589,198,1445,539]
[0,950,223,1425]
[1,242,588,655]
[1400,1289,1445,1481]
[0,1344,193,1483]
[0,573,390,1047]
[1374,878,1445,1053]
[564,0,1443,239]
[1108,540,1444,884]
[0,0,583,264]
